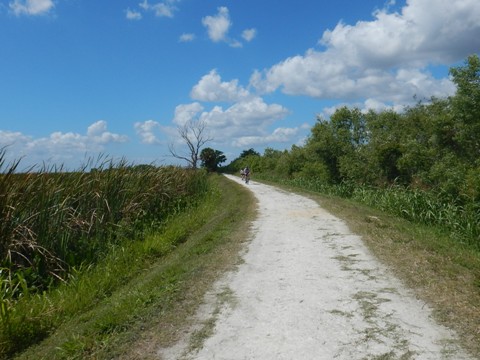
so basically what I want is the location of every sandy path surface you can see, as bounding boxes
[160,175,472,360]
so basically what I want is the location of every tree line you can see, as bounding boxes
[226,55,480,246]
[229,55,480,199]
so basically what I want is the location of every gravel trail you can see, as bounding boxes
[160,175,472,360]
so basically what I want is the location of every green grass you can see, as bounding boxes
[1,151,214,358]
[5,174,255,360]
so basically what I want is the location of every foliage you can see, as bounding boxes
[239,148,260,158]
[226,54,480,248]
[200,147,227,172]
[449,54,480,160]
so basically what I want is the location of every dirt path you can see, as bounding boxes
[160,175,472,360]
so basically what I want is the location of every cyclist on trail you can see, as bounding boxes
[243,166,251,184]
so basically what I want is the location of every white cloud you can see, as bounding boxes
[203,98,288,131]
[126,8,142,20]
[139,0,149,10]
[150,3,174,17]
[190,69,251,102]
[0,121,128,168]
[134,120,161,144]
[201,7,252,47]
[229,39,243,48]
[363,98,392,112]
[319,0,480,67]
[172,69,294,149]
[252,49,456,104]
[87,120,108,137]
[87,120,128,144]
[202,6,231,42]
[137,0,179,18]
[9,0,54,16]
[179,33,195,42]
[233,127,299,147]
[173,102,204,126]
[251,0,479,107]
[169,97,289,149]
[0,130,31,146]
[242,28,257,42]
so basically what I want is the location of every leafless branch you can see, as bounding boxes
[169,119,213,168]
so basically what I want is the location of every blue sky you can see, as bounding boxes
[1,0,480,170]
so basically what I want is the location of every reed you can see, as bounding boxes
[0,149,210,357]
[349,185,479,245]
[0,148,208,306]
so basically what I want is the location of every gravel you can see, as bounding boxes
[159,175,472,360]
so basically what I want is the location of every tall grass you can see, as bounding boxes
[0,149,209,358]
[0,174,250,360]
[349,185,480,244]
[0,149,209,348]
[256,174,480,249]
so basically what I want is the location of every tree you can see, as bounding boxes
[304,116,341,182]
[240,148,260,158]
[169,119,212,169]
[200,147,227,172]
[449,54,480,160]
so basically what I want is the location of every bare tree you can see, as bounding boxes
[169,119,213,169]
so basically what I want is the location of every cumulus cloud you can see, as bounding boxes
[0,130,31,146]
[242,28,257,42]
[170,96,290,149]
[179,33,195,42]
[140,0,176,17]
[251,0,479,108]
[86,120,128,144]
[173,102,204,127]
[126,8,142,20]
[129,0,179,19]
[9,0,54,16]
[169,70,295,149]
[134,120,161,144]
[233,127,299,147]
[0,121,128,168]
[319,0,480,67]
[203,97,288,130]
[200,7,255,47]
[202,6,231,42]
[252,49,456,104]
[190,69,251,102]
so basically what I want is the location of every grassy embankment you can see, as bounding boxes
[1,155,255,359]
[254,175,480,358]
